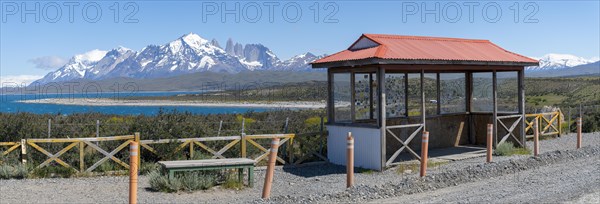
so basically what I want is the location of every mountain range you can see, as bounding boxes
[33,35,599,85]
[34,33,323,85]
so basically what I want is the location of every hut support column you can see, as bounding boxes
[421,69,426,131]
[518,70,526,146]
[378,66,387,170]
[492,70,498,148]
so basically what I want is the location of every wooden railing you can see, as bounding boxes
[525,111,562,138]
[23,135,136,173]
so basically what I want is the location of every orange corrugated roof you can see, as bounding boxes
[312,34,538,67]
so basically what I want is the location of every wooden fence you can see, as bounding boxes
[0,131,328,173]
[525,111,562,138]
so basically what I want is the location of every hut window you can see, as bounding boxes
[424,73,438,116]
[385,73,406,117]
[440,73,467,113]
[497,71,519,113]
[407,73,422,116]
[472,72,493,112]
[354,73,372,120]
[333,73,352,122]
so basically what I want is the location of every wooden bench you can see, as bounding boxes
[158,158,256,187]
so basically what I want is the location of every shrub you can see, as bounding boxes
[221,173,243,190]
[140,162,160,175]
[29,165,76,178]
[495,142,531,156]
[0,164,28,179]
[148,170,217,193]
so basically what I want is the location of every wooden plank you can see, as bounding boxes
[213,139,240,159]
[245,134,294,139]
[0,142,19,146]
[34,142,79,170]
[140,136,241,144]
[193,141,223,159]
[140,143,159,155]
[79,142,85,172]
[253,138,289,164]
[1,143,20,156]
[159,158,255,168]
[84,140,131,172]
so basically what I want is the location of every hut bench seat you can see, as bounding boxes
[158,158,256,187]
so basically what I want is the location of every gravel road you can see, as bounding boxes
[0,132,598,203]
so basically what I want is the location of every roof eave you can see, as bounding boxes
[312,58,539,68]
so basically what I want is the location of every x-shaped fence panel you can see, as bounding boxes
[525,111,561,138]
[0,142,21,157]
[25,135,135,173]
[385,123,424,166]
[245,134,294,164]
[140,136,242,160]
[497,115,524,147]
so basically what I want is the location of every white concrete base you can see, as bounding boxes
[327,125,382,171]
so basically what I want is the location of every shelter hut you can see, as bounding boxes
[311,34,539,170]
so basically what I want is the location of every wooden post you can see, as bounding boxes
[20,139,27,165]
[487,124,493,163]
[189,141,194,159]
[379,66,387,170]
[420,131,429,177]
[492,70,498,148]
[262,138,280,199]
[79,142,85,172]
[421,69,426,131]
[346,132,354,188]
[134,132,141,169]
[557,110,562,137]
[129,141,139,204]
[518,70,526,146]
[534,119,539,156]
[577,117,582,149]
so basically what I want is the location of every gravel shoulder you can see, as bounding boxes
[1,132,598,203]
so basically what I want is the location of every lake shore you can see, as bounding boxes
[18,98,326,109]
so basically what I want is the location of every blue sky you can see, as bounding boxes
[1,0,599,82]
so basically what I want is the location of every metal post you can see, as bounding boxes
[346,132,354,188]
[577,117,582,149]
[241,119,246,158]
[420,131,429,177]
[129,141,139,204]
[568,107,571,134]
[284,117,289,133]
[217,120,223,136]
[262,138,280,199]
[48,119,51,138]
[96,120,100,138]
[487,124,493,163]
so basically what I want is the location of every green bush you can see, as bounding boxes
[0,164,28,179]
[148,170,217,193]
[29,165,76,178]
[495,142,514,156]
[495,142,531,156]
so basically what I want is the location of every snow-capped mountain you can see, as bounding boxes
[527,54,599,71]
[34,33,323,84]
